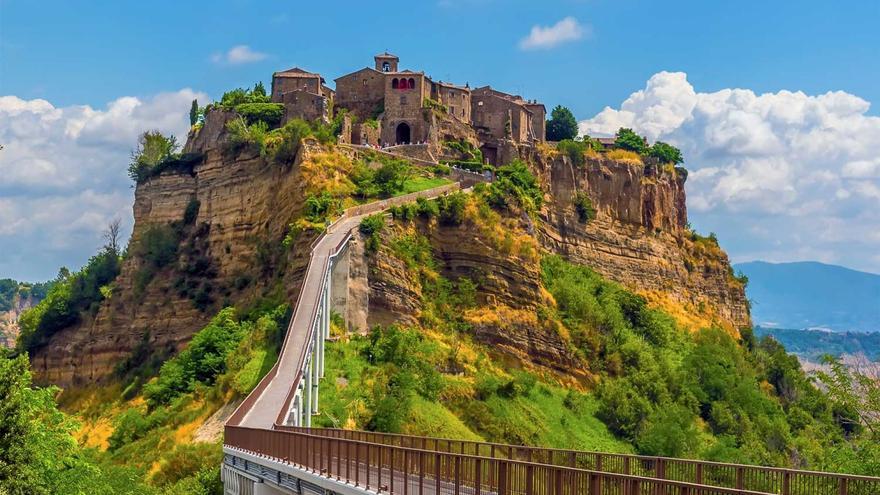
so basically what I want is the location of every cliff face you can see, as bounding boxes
[32,140,318,386]
[535,153,750,331]
[0,293,37,348]
[33,130,748,386]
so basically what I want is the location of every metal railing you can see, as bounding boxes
[226,426,777,495]
[274,427,880,495]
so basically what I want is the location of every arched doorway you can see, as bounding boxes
[395,122,411,145]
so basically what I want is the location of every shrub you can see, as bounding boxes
[423,98,447,113]
[648,141,684,164]
[573,192,596,223]
[359,214,385,252]
[234,102,284,127]
[143,308,246,407]
[416,197,439,218]
[218,83,270,110]
[266,118,311,164]
[225,117,268,153]
[437,192,468,225]
[128,131,179,183]
[557,139,588,168]
[484,160,543,214]
[304,192,340,223]
[546,105,578,141]
[614,128,648,154]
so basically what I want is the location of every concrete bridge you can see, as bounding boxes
[222,178,879,495]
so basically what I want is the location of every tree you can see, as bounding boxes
[649,141,684,164]
[545,105,578,141]
[103,218,122,254]
[253,81,267,97]
[614,128,648,154]
[189,99,199,126]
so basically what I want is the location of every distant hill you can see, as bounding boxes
[755,327,880,362]
[735,261,880,333]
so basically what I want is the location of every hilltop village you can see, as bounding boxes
[270,52,546,165]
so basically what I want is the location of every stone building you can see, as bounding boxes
[273,53,545,157]
[271,67,334,122]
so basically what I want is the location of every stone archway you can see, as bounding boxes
[395,122,411,145]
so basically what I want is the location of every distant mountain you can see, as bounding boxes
[755,327,880,362]
[734,261,880,333]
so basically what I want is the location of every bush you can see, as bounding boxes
[266,118,311,164]
[573,192,596,223]
[359,214,385,252]
[234,102,284,127]
[557,139,588,168]
[128,131,179,183]
[437,192,468,225]
[614,128,648,154]
[183,198,200,226]
[484,160,543,214]
[143,308,246,407]
[225,117,269,153]
[304,192,341,223]
[218,83,270,110]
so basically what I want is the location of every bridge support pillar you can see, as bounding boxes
[303,355,312,427]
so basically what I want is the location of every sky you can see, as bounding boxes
[1,0,879,281]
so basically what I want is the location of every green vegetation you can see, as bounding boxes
[0,352,159,495]
[234,102,285,127]
[359,214,385,252]
[143,306,286,407]
[189,99,200,126]
[0,278,52,312]
[573,192,596,223]
[216,83,270,110]
[128,131,180,183]
[18,248,121,354]
[649,141,684,164]
[556,139,588,168]
[754,327,880,362]
[545,105,578,141]
[442,139,485,171]
[225,117,336,162]
[423,98,448,113]
[351,154,415,198]
[483,160,543,215]
[614,128,649,154]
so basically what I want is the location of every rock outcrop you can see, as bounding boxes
[535,153,750,330]
[32,134,748,386]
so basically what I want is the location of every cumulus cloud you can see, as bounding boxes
[519,17,588,50]
[211,45,268,65]
[0,90,206,281]
[579,72,880,273]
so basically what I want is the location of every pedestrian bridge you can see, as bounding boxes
[223,181,879,495]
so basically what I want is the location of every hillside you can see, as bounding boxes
[0,278,51,348]
[735,261,880,333]
[7,83,877,494]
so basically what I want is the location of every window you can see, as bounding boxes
[400,96,407,105]
[382,61,391,72]
[363,79,367,86]
[392,78,399,89]
[408,78,416,89]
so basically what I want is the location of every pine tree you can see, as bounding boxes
[189,99,199,126]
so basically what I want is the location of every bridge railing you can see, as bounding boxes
[275,427,880,495]
[226,425,777,495]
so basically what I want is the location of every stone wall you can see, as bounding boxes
[334,68,385,121]
[280,90,328,123]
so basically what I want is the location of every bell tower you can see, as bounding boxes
[374,52,399,73]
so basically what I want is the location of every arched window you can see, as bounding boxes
[382,61,391,72]
[392,78,399,89]
[408,78,416,90]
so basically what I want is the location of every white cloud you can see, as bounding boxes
[579,72,880,273]
[0,90,206,281]
[519,17,587,50]
[212,45,268,65]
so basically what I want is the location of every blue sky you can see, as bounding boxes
[2,0,880,281]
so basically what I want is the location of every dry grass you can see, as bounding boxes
[606,149,643,165]
[300,150,356,197]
